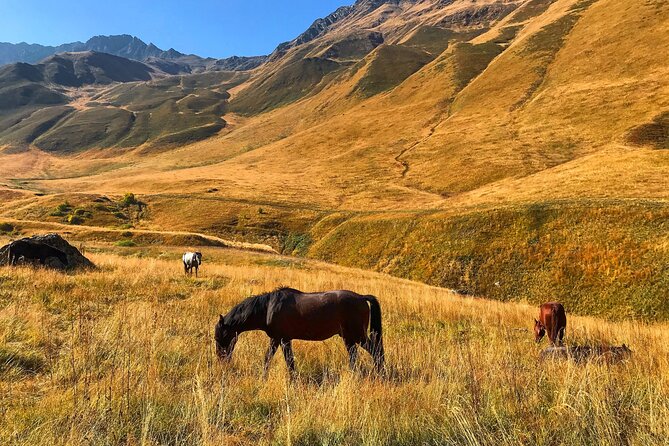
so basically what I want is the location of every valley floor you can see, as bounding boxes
[0,242,667,445]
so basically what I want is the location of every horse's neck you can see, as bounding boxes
[229,302,268,333]
[232,315,266,333]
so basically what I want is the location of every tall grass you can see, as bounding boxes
[0,247,667,445]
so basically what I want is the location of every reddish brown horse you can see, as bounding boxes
[534,302,567,345]
[214,287,384,376]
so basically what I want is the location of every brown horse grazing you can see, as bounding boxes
[214,287,384,377]
[534,302,567,345]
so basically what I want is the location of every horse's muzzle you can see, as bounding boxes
[215,344,233,362]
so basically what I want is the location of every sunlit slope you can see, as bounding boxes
[18,0,665,208]
[403,0,669,195]
[1,0,668,320]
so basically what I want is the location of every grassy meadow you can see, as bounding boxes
[1,244,667,445]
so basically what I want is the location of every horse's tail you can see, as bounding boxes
[551,306,561,345]
[364,295,384,370]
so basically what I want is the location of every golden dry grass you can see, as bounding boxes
[1,245,667,445]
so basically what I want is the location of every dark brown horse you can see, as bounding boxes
[534,302,567,345]
[214,287,384,376]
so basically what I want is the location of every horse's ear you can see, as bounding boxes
[219,315,225,323]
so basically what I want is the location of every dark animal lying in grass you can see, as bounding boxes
[534,302,567,345]
[8,240,68,267]
[215,287,384,377]
[540,345,632,363]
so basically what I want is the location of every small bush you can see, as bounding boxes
[67,215,84,225]
[121,231,133,238]
[121,193,138,206]
[0,222,14,233]
[56,202,71,213]
[51,202,72,217]
[113,212,127,220]
[73,208,87,217]
[116,239,136,247]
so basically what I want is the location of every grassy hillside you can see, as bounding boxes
[0,244,667,445]
[307,201,669,321]
[0,59,247,151]
[0,0,667,324]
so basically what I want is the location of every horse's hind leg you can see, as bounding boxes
[281,340,296,378]
[263,338,280,379]
[345,340,358,370]
[362,337,385,372]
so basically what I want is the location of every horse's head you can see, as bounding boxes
[214,315,237,361]
[534,319,546,343]
[195,252,203,265]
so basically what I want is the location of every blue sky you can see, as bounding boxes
[0,0,352,58]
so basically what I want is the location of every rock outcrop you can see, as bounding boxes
[0,233,94,270]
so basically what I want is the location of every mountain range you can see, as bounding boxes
[0,34,267,72]
[1,0,668,320]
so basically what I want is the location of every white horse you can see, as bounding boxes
[183,252,203,277]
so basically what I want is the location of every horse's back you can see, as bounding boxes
[183,252,201,265]
[539,302,567,339]
[266,289,370,341]
[540,303,566,321]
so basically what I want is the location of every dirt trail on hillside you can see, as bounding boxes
[0,218,277,253]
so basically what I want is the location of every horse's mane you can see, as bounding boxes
[224,287,301,326]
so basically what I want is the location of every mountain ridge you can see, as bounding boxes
[0,34,267,73]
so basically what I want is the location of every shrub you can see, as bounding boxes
[116,239,136,247]
[67,215,84,225]
[0,222,14,233]
[121,193,138,206]
[51,202,71,217]
[56,202,71,213]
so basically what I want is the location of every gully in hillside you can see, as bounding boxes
[215,287,384,377]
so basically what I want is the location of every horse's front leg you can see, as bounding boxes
[281,340,296,378]
[195,265,198,278]
[263,338,280,379]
